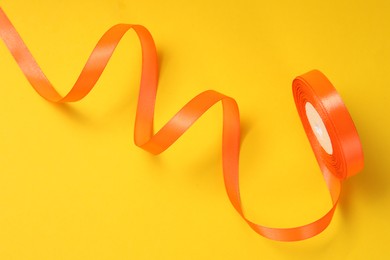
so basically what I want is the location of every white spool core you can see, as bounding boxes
[305,102,333,154]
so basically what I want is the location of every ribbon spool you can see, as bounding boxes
[293,70,364,181]
[0,8,364,241]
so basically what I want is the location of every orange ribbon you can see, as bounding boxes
[0,8,363,241]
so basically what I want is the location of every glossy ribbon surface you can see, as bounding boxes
[0,8,364,241]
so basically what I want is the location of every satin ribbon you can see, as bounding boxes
[0,8,364,241]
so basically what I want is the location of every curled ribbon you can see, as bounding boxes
[0,8,363,241]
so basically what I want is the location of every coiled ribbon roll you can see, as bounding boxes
[0,8,363,241]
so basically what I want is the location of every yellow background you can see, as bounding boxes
[0,0,389,259]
